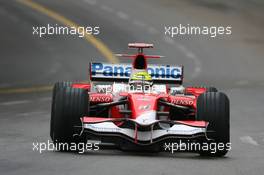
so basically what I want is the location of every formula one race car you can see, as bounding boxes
[50,43,230,157]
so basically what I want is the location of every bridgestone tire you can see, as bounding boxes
[206,87,218,92]
[50,82,72,138]
[50,87,88,151]
[196,92,230,157]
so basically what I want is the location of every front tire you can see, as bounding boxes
[50,82,73,138]
[196,92,230,157]
[50,87,88,151]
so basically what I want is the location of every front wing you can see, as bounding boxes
[80,117,208,146]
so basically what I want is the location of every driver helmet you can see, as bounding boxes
[129,71,153,90]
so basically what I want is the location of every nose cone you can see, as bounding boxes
[129,93,158,120]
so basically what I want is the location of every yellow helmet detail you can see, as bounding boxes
[131,71,152,81]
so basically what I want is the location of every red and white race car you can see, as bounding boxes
[50,43,230,156]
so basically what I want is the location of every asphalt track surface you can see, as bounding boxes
[1,0,264,175]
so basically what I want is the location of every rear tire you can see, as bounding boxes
[196,92,230,157]
[206,87,218,92]
[50,87,88,151]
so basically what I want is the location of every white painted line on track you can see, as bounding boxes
[147,27,159,35]
[16,111,48,117]
[240,136,259,146]
[116,11,129,20]
[132,20,146,27]
[100,5,114,13]
[83,0,97,5]
[164,36,175,44]
[39,97,51,102]
[0,100,31,106]
[235,80,250,86]
[0,97,51,106]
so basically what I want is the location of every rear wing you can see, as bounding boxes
[90,62,184,84]
[128,43,153,48]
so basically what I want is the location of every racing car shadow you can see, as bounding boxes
[60,150,231,160]
[53,143,231,159]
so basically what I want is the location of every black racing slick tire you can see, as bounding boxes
[50,87,88,151]
[196,92,230,157]
[50,82,72,138]
[206,87,218,92]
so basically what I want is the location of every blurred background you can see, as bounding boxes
[0,0,264,175]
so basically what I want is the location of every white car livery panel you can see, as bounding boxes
[83,122,206,142]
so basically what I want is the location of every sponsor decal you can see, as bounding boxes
[138,104,151,110]
[90,96,112,102]
[90,63,183,81]
[170,99,194,106]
